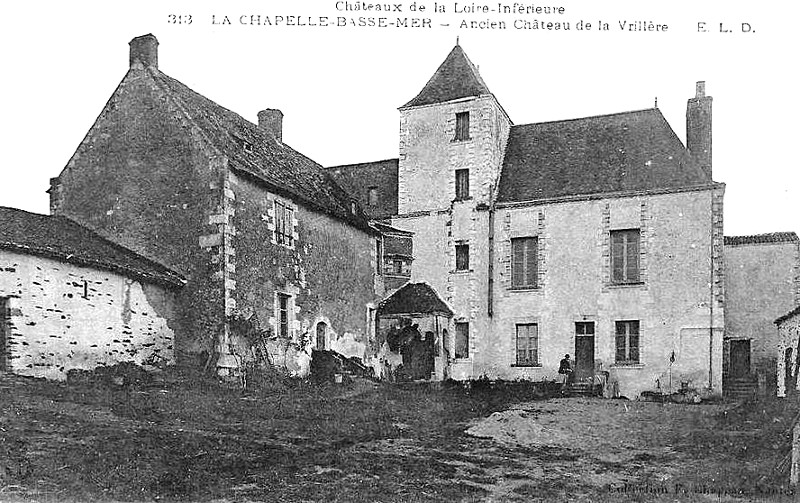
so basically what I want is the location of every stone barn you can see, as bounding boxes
[0,207,184,380]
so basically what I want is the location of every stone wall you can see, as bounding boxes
[0,251,177,380]
[226,173,383,377]
[725,238,800,388]
[490,187,724,398]
[51,69,229,360]
[777,311,800,397]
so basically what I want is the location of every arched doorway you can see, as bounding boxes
[316,322,327,350]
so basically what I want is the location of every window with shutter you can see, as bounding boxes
[511,237,538,288]
[454,111,470,141]
[455,322,469,359]
[274,200,295,247]
[455,243,470,271]
[611,229,640,284]
[455,169,470,200]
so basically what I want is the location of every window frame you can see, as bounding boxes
[511,237,539,289]
[515,323,540,367]
[455,168,470,201]
[454,321,470,359]
[615,320,640,365]
[274,199,295,248]
[454,111,471,142]
[277,293,291,339]
[455,242,470,272]
[610,229,641,284]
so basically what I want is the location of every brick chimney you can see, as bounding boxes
[129,34,159,70]
[258,109,284,142]
[686,81,712,179]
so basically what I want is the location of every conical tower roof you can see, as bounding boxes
[401,44,491,109]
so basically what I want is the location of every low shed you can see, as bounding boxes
[0,207,185,380]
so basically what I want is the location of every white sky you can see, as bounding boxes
[2,0,798,236]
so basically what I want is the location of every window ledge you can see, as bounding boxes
[606,282,645,289]
[453,196,473,203]
[511,364,542,368]
[451,269,474,275]
[451,138,473,144]
[508,286,541,292]
[611,363,644,369]
[452,358,472,363]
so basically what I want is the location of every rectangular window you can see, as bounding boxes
[274,200,294,247]
[615,320,640,364]
[611,229,640,284]
[455,169,470,200]
[277,293,291,338]
[375,238,383,275]
[454,111,470,141]
[515,323,539,366]
[575,321,595,336]
[511,237,538,288]
[455,243,470,271]
[455,322,469,359]
[0,297,8,371]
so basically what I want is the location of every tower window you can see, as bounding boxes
[454,112,470,141]
[455,169,470,201]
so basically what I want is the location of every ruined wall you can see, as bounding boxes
[777,312,800,397]
[228,173,382,376]
[52,69,226,360]
[725,239,800,386]
[490,188,724,398]
[0,251,177,380]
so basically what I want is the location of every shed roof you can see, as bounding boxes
[496,108,714,204]
[379,282,452,316]
[0,207,185,288]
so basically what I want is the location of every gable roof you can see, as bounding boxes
[725,232,799,246]
[146,71,374,234]
[496,108,714,204]
[379,282,453,316]
[0,207,185,288]
[776,305,800,326]
[401,44,492,109]
[327,159,399,220]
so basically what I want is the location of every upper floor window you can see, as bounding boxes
[455,243,470,271]
[277,293,292,339]
[511,237,538,288]
[454,111,470,141]
[274,200,295,247]
[455,169,470,201]
[611,229,640,284]
[615,320,640,364]
[375,238,383,275]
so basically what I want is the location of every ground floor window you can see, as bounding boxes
[277,293,291,339]
[454,322,469,359]
[615,320,640,364]
[515,323,539,366]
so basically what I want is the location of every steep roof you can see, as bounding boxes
[379,282,453,316]
[0,207,185,288]
[148,71,373,233]
[775,305,800,326]
[401,44,492,109]
[496,109,714,204]
[725,232,799,246]
[327,159,399,220]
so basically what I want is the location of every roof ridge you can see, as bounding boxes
[512,107,660,129]
[327,158,399,170]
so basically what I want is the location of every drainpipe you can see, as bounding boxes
[709,191,715,392]
[488,206,495,318]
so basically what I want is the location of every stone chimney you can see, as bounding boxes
[47,176,63,215]
[258,109,284,142]
[686,81,712,179]
[129,34,159,70]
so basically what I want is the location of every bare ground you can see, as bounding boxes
[0,372,797,502]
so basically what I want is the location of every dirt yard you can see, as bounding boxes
[0,371,797,502]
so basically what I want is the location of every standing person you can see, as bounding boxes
[558,354,573,392]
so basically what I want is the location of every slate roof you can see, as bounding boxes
[149,72,374,233]
[0,207,185,288]
[401,44,492,109]
[327,159,399,220]
[725,232,799,246]
[496,109,714,204]
[775,305,800,326]
[379,282,452,316]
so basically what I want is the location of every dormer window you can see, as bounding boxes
[350,200,358,215]
[454,112,470,141]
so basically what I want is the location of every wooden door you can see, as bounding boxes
[574,322,595,380]
[729,339,751,377]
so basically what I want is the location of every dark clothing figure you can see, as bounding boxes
[558,354,573,390]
